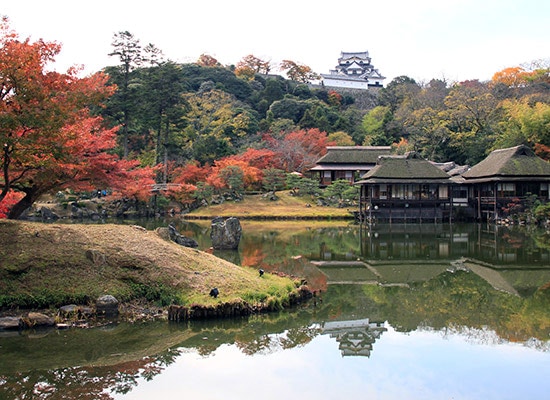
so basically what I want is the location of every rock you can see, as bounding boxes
[0,317,22,330]
[59,304,79,317]
[40,207,59,220]
[210,217,242,250]
[156,227,171,241]
[166,224,199,248]
[25,312,55,328]
[263,191,278,201]
[96,295,119,317]
[58,304,93,319]
[70,203,84,218]
[176,236,199,248]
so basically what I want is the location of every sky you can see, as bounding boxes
[2,0,549,84]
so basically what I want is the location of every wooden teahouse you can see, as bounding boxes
[356,152,454,223]
[460,145,550,221]
[310,146,392,186]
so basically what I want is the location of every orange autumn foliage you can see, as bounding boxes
[0,17,155,218]
[233,148,277,170]
[0,190,23,218]
[206,158,261,189]
[171,161,212,185]
[492,67,529,88]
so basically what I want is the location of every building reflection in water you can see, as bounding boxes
[321,319,387,357]
[351,223,550,297]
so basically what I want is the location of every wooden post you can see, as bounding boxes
[369,185,373,226]
[493,182,498,222]
[477,186,481,221]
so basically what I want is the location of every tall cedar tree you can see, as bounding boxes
[108,31,142,158]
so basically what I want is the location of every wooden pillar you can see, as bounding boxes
[493,182,498,222]
[369,185,373,225]
[449,184,453,224]
[477,185,481,221]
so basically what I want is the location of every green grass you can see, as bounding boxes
[187,190,354,219]
[0,220,298,311]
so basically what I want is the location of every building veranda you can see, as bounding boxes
[327,145,550,223]
[355,152,455,223]
[460,145,550,222]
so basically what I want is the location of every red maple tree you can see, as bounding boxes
[0,17,154,218]
[264,128,333,173]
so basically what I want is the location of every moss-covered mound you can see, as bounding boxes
[0,220,299,311]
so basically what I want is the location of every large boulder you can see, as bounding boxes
[210,217,242,250]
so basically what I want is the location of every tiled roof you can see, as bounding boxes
[462,145,550,180]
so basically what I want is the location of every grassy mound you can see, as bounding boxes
[186,190,354,219]
[0,220,298,311]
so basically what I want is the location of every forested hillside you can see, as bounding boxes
[1,24,549,217]
[102,32,550,173]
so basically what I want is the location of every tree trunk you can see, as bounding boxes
[163,117,169,184]
[7,191,36,219]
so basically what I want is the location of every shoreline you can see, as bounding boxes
[0,220,306,329]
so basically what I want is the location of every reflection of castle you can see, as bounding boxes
[322,319,386,357]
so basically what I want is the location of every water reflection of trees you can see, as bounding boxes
[3,222,550,398]
[0,312,325,399]
[0,351,181,399]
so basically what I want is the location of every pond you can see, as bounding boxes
[1,220,550,399]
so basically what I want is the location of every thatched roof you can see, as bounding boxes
[314,146,392,165]
[356,152,451,184]
[462,145,550,182]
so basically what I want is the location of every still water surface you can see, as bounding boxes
[1,221,549,399]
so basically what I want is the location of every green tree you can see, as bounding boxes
[267,98,309,123]
[404,106,449,161]
[378,76,421,113]
[494,98,550,150]
[108,31,143,158]
[362,106,395,145]
[219,165,245,198]
[142,61,187,181]
[193,182,215,205]
[262,168,287,193]
[324,179,349,202]
[181,88,258,164]
[285,174,320,197]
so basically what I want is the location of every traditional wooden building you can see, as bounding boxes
[310,146,392,186]
[321,51,385,90]
[356,152,454,223]
[460,145,550,221]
